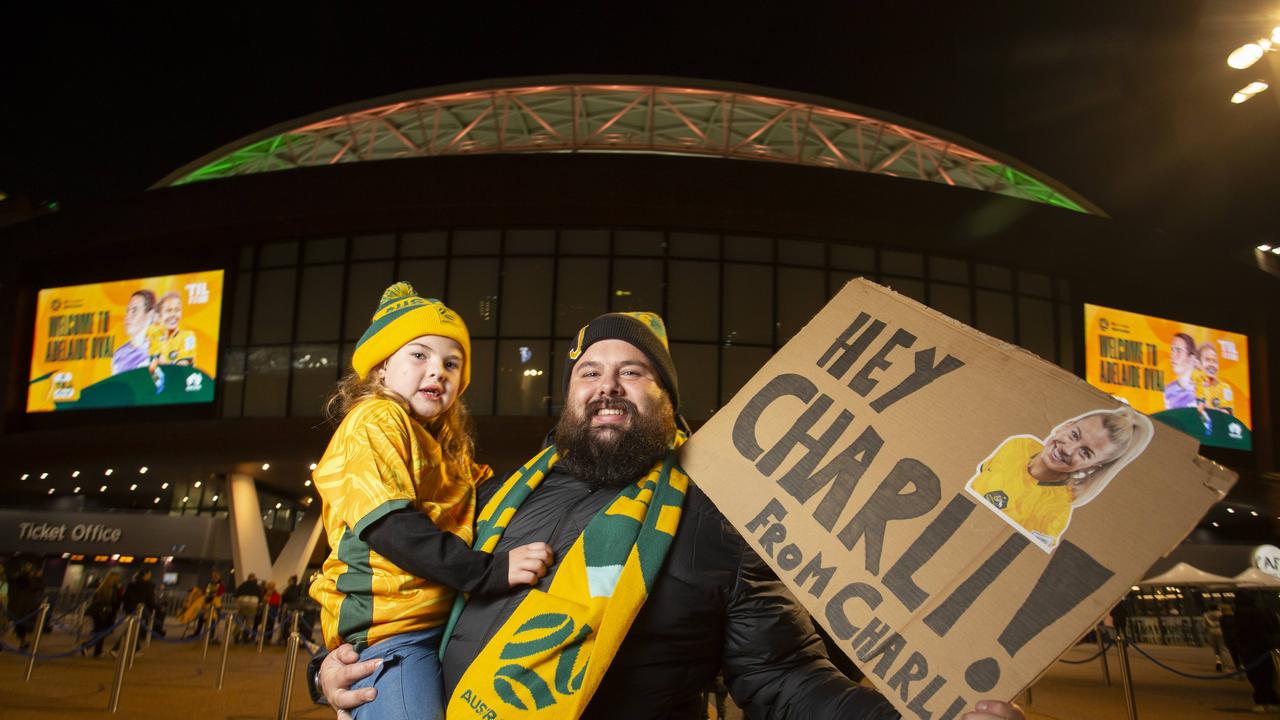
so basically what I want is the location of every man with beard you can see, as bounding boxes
[315,312,1024,720]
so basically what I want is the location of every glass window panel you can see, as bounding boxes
[667,261,719,341]
[831,244,875,271]
[399,259,447,300]
[230,272,252,346]
[975,263,1012,290]
[448,258,499,336]
[351,234,395,260]
[614,230,664,256]
[777,267,826,343]
[559,229,609,255]
[611,259,663,313]
[340,343,356,375]
[259,241,298,268]
[929,256,968,283]
[929,283,971,324]
[884,278,925,304]
[221,349,245,418]
[725,235,772,262]
[1018,297,1055,361]
[778,239,824,267]
[249,268,297,345]
[721,346,772,405]
[723,264,773,345]
[497,340,551,415]
[670,343,718,424]
[670,232,719,259]
[1018,271,1052,298]
[290,344,338,417]
[976,290,1015,342]
[556,258,608,337]
[343,262,395,341]
[454,229,500,255]
[506,229,555,255]
[551,339,570,412]
[466,339,495,414]
[401,231,448,257]
[296,265,344,342]
[1058,304,1076,372]
[829,270,860,298]
[882,250,924,277]
[500,257,553,336]
[304,237,345,264]
[243,347,289,417]
[239,245,255,269]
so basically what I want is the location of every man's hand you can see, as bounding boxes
[962,700,1025,720]
[508,542,554,587]
[319,643,380,720]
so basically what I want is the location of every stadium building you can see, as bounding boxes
[1,77,1276,597]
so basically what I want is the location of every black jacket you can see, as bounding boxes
[441,466,897,719]
[121,577,156,615]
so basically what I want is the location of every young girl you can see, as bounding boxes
[309,282,551,720]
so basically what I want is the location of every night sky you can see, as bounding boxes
[3,2,1279,244]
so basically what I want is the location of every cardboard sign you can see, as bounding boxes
[680,279,1235,718]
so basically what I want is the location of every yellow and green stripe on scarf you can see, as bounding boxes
[443,432,688,719]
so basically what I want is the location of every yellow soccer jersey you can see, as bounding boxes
[309,397,492,651]
[147,326,197,366]
[1193,370,1234,414]
[969,436,1073,549]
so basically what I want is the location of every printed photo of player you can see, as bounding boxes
[965,407,1153,552]
[110,289,157,375]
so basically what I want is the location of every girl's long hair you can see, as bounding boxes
[324,370,478,476]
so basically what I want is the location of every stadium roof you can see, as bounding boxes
[158,76,1102,216]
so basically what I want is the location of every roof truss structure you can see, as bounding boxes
[167,84,1092,214]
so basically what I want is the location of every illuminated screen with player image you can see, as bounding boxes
[27,270,224,412]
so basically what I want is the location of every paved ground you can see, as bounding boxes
[0,619,1271,718]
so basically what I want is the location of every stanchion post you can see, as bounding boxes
[257,602,269,654]
[201,608,215,661]
[23,601,51,682]
[216,614,233,690]
[1097,623,1112,687]
[108,615,135,714]
[1021,685,1033,707]
[1116,631,1139,720]
[277,611,302,720]
[127,605,144,670]
[75,600,88,645]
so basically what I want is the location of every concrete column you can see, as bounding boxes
[271,509,323,587]
[228,472,273,582]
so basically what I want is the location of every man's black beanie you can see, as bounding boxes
[562,311,680,415]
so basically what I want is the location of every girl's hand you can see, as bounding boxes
[508,542,554,587]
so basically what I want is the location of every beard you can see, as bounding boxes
[553,395,677,492]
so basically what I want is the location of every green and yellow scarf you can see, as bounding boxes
[442,432,689,719]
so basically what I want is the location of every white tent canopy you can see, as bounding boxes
[1138,562,1234,586]
[1233,567,1280,588]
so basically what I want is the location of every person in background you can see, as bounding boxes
[189,569,225,639]
[112,569,157,657]
[1203,607,1229,672]
[277,575,303,644]
[7,562,44,652]
[86,573,123,658]
[235,572,262,643]
[264,581,282,642]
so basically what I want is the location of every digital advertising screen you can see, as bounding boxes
[1084,303,1251,450]
[27,270,224,412]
